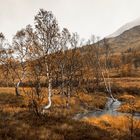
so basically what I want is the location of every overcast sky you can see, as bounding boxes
[0,0,140,42]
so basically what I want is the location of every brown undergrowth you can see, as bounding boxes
[0,87,140,140]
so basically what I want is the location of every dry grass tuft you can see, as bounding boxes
[84,115,140,139]
[118,94,140,113]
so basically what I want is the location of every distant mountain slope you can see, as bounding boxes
[108,17,140,38]
[81,18,140,53]
[106,25,140,52]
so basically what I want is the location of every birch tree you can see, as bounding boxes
[0,33,9,85]
[0,33,16,87]
[59,28,71,95]
[34,9,60,113]
[12,29,28,96]
[64,33,82,108]
[101,38,116,101]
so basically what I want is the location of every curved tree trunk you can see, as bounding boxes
[15,73,25,96]
[101,71,116,101]
[15,81,20,96]
[42,73,52,114]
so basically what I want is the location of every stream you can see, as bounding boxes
[74,97,140,120]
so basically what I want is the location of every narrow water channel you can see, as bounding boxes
[74,98,140,120]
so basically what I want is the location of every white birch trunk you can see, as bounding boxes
[15,73,25,96]
[42,64,52,113]
[44,78,52,110]
[98,61,116,101]
[15,81,20,96]
[66,91,70,109]
[61,65,65,95]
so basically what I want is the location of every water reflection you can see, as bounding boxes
[74,98,140,120]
